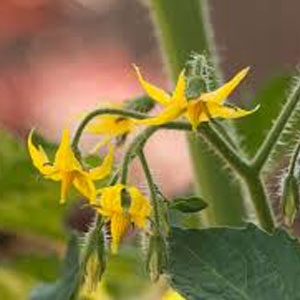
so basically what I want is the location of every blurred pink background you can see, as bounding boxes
[0,0,192,196]
[1,0,299,196]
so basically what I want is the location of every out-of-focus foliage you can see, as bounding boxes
[104,246,149,299]
[0,128,65,299]
[0,129,66,239]
[0,252,60,300]
[30,236,80,300]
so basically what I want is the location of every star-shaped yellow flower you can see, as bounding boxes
[95,184,151,253]
[86,104,136,152]
[28,129,114,204]
[134,65,258,130]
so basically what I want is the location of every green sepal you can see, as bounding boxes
[169,196,208,213]
[123,96,155,113]
[83,224,106,293]
[185,53,216,96]
[186,76,207,100]
[282,175,300,227]
[121,188,131,210]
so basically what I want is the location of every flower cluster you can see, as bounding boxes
[28,62,257,266]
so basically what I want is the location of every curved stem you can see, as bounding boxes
[70,104,249,182]
[119,120,251,185]
[138,150,161,231]
[71,108,147,153]
[70,103,274,231]
[252,77,300,172]
[198,124,250,177]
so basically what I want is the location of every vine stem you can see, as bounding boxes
[70,105,275,231]
[198,124,275,231]
[244,176,275,233]
[71,108,148,154]
[120,126,158,184]
[252,77,300,172]
[138,150,161,231]
[199,124,249,177]
[70,105,249,187]
[74,214,104,297]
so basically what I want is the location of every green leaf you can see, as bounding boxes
[168,224,300,299]
[30,236,80,300]
[170,197,208,213]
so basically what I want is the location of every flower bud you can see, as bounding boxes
[146,234,168,282]
[84,229,106,293]
[186,76,207,100]
[282,174,300,227]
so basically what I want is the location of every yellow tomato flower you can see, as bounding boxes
[86,104,136,151]
[134,65,258,130]
[95,184,151,254]
[162,289,186,300]
[28,129,114,204]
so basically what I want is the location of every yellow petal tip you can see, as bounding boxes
[59,198,66,205]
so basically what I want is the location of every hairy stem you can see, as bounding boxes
[120,126,158,185]
[76,214,104,295]
[244,176,275,232]
[252,77,300,172]
[199,124,249,177]
[70,103,274,231]
[138,150,161,231]
[70,105,248,180]
[71,108,147,155]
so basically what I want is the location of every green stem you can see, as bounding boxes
[199,124,249,177]
[150,0,210,79]
[70,103,248,183]
[79,214,103,268]
[120,126,158,184]
[252,77,300,172]
[70,103,274,231]
[118,119,274,231]
[210,120,238,150]
[76,214,104,294]
[71,108,147,154]
[244,176,275,232]
[119,120,249,185]
[138,150,161,231]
